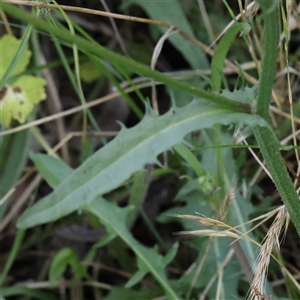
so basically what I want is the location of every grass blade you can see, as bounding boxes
[1,2,251,113]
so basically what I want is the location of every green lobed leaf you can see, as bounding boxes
[29,152,73,189]
[162,241,179,265]
[86,197,179,300]
[0,34,47,127]
[17,99,268,229]
[17,144,176,296]
[92,228,117,249]
[0,76,46,126]
[221,85,258,105]
[0,34,31,78]
[125,267,147,288]
[126,242,178,288]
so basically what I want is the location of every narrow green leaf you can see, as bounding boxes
[0,229,25,286]
[49,247,89,284]
[127,171,150,228]
[255,127,300,234]
[253,1,300,234]
[211,22,251,92]
[80,138,93,163]
[29,152,73,189]
[1,286,59,300]
[173,144,206,177]
[125,268,147,288]
[1,3,251,113]
[163,242,179,265]
[126,243,178,288]
[0,130,30,220]
[92,229,117,249]
[17,100,267,229]
[86,197,179,300]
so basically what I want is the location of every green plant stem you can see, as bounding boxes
[140,208,167,252]
[254,2,300,235]
[1,2,251,114]
[0,229,26,286]
[87,55,144,119]
[255,127,300,234]
[30,126,60,159]
[0,23,33,90]
[56,2,88,138]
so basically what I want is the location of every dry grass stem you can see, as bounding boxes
[0,187,15,206]
[39,53,70,164]
[175,229,239,239]
[47,131,118,156]
[197,0,215,46]
[218,184,236,221]
[0,9,13,35]
[185,238,212,299]
[99,0,128,56]
[172,213,228,228]
[238,133,272,182]
[281,1,300,169]
[272,272,300,287]
[199,248,235,300]
[280,128,300,145]
[248,206,289,300]
[0,174,42,231]
[174,205,286,250]
[151,26,177,114]
[270,105,300,125]
[208,1,258,49]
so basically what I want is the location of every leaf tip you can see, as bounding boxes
[144,101,158,118]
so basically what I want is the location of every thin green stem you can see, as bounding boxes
[0,23,33,90]
[1,2,251,114]
[255,127,300,234]
[254,1,300,235]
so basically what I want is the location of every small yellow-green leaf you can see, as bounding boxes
[0,76,46,126]
[0,34,31,78]
[80,60,105,83]
[49,247,90,284]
